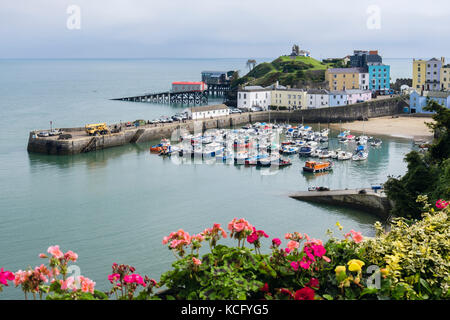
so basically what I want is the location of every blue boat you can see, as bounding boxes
[298,146,313,157]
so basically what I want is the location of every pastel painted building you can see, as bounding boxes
[425,58,444,91]
[409,91,450,113]
[412,59,427,91]
[329,91,348,107]
[306,89,329,108]
[368,63,390,91]
[325,67,364,91]
[271,89,307,109]
[359,72,369,90]
[441,64,450,91]
[346,89,372,105]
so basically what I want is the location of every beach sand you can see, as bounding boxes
[330,116,435,140]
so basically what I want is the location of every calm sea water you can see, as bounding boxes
[0,58,414,299]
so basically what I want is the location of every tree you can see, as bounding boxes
[246,59,256,71]
[384,99,450,219]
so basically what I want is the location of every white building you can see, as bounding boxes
[359,73,369,90]
[237,87,272,110]
[184,104,230,120]
[306,89,329,108]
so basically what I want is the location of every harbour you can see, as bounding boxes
[0,58,420,299]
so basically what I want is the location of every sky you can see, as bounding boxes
[0,0,449,59]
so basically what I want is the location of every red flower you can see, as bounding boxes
[306,278,320,290]
[260,283,269,293]
[294,287,315,300]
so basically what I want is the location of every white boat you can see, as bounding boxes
[337,151,352,160]
[352,151,368,161]
[370,139,382,147]
[318,150,331,159]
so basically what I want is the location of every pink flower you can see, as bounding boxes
[287,240,299,251]
[60,276,76,291]
[290,261,299,271]
[79,276,96,293]
[436,199,449,209]
[284,248,291,254]
[247,232,258,244]
[299,258,311,270]
[108,273,120,284]
[322,255,331,263]
[64,250,78,262]
[260,283,269,293]
[284,233,292,240]
[311,244,326,258]
[123,274,145,287]
[39,253,48,259]
[192,257,202,266]
[47,245,64,259]
[345,230,364,243]
[272,238,282,247]
[0,268,15,286]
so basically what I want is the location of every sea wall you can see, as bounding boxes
[289,189,394,219]
[27,97,406,155]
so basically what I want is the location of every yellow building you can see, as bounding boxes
[271,89,307,109]
[325,67,363,91]
[412,59,427,91]
[441,64,450,91]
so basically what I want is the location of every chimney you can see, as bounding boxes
[441,57,445,64]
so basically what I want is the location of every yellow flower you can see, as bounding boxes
[336,221,343,231]
[335,265,346,274]
[347,259,365,272]
[380,268,389,276]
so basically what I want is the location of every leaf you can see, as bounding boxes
[419,278,432,295]
[322,294,334,300]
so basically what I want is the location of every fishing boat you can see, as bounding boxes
[281,146,299,155]
[318,150,331,159]
[337,151,352,160]
[370,139,382,147]
[298,146,314,157]
[150,138,171,153]
[302,160,333,173]
[352,151,368,161]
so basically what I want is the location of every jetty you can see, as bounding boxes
[289,188,394,219]
[27,97,407,155]
[111,90,209,105]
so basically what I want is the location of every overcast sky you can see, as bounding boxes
[0,0,448,59]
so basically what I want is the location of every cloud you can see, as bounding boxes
[0,0,449,58]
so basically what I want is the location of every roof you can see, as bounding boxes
[345,89,372,94]
[425,91,450,98]
[329,91,348,95]
[307,89,329,95]
[326,67,365,74]
[172,81,205,85]
[188,104,229,113]
[201,71,227,74]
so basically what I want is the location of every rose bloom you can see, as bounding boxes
[272,238,282,247]
[192,257,202,266]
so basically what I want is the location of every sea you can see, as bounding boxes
[0,57,416,299]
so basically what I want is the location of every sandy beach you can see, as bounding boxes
[330,116,435,140]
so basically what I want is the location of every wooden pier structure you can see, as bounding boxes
[112,90,209,105]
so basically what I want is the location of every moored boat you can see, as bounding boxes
[302,160,333,173]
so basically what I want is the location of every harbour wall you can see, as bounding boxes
[27,97,406,155]
[289,189,394,219]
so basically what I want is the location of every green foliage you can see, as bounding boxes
[360,203,450,299]
[160,245,267,300]
[385,100,450,218]
[231,55,326,89]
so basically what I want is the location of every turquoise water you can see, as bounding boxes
[0,59,413,299]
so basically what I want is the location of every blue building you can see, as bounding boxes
[409,90,450,113]
[368,63,390,92]
[329,91,348,107]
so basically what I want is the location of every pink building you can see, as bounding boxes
[346,89,372,105]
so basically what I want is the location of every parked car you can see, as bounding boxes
[37,131,49,137]
[230,108,242,114]
[48,129,62,136]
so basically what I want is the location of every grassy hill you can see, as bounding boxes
[231,55,340,89]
